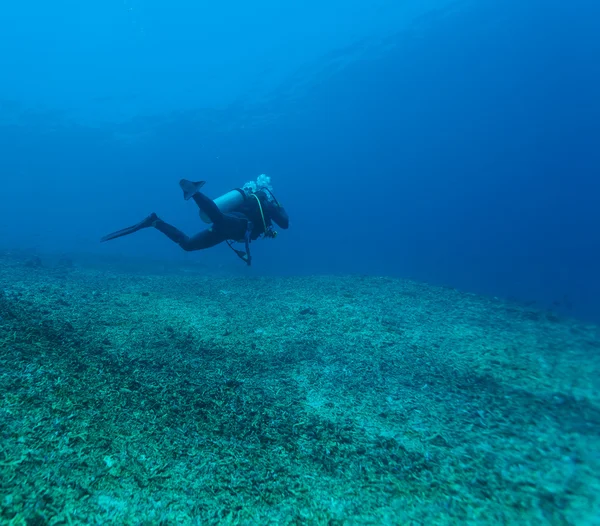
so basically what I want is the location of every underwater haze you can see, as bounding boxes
[2,1,600,524]
[1,0,599,321]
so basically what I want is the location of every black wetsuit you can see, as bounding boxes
[101,182,289,266]
[154,190,289,251]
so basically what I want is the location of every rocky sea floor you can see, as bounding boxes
[1,251,599,525]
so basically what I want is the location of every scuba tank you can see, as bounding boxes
[199,188,247,223]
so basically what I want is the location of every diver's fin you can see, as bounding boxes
[180,179,206,201]
[100,213,158,242]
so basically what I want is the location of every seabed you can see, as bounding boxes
[0,251,599,525]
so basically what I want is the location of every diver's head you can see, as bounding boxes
[254,189,268,201]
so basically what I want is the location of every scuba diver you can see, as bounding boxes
[100,175,289,266]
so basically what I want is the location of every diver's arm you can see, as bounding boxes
[267,201,289,229]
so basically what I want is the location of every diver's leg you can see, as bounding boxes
[191,191,224,224]
[153,219,224,251]
[178,179,223,223]
[182,229,227,251]
[159,213,248,253]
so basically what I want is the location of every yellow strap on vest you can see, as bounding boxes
[250,193,268,235]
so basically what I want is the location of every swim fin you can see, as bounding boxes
[100,213,158,242]
[180,179,206,201]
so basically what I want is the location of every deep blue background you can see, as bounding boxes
[1,0,599,321]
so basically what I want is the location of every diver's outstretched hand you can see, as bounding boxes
[100,213,158,242]
[180,179,206,201]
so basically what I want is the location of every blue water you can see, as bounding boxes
[1,0,599,322]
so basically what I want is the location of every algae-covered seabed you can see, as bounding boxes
[1,253,599,526]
